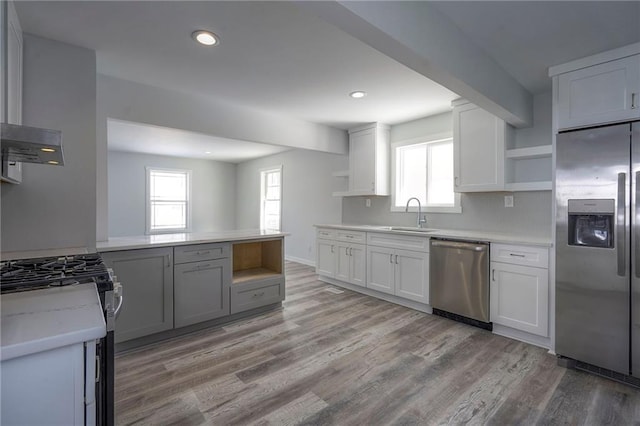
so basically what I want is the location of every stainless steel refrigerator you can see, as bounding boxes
[556,121,639,378]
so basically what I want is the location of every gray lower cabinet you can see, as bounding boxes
[230,276,285,314]
[174,249,231,328]
[101,247,174,343]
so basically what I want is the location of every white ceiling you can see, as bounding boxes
[107,119,291,163]
[14,1,640,161]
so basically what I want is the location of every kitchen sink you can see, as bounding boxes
[389,226,440,233]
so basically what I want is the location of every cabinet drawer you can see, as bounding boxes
[230,276,285,314]
[335,230,366,243]
[367,232,429,252]
[316,228,336,240]
[174,243,230,264]
[491,243,548,268]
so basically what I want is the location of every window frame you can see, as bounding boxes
[390,134,461,214]
[260,165,283,232]
[145,167,192,235]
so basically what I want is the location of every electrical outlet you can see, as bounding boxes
[504,195,514,208]
[365,198,371,207]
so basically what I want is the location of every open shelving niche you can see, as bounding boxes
[504,144,552,191]
[331,170,350,197]
[232,239,283,284]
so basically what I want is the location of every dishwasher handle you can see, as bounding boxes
[430,240,488,252]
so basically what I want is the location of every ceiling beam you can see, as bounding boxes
[300,1,533,127]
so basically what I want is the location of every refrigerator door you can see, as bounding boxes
[633,121,640,378]
[556,123,630,375]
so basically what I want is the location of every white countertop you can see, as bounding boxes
[1,283,106,361]
[1,246,90,261]
[315,224,552,247]
[96,229,288,252]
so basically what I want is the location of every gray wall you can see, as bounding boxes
[342,92,553,239]
[96,74,349,241]
[236,149,348,264]
[1,34,97,252]
[108,151,237,237]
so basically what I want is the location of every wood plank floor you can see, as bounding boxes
[115,261,640,425]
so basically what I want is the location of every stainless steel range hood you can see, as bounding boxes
[1,123,64,165]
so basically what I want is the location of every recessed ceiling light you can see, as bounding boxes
[205,151,212,154]
[192,30,219,46]
[47,160,59,165]
[41,147,56,152]
[349,91,367,99]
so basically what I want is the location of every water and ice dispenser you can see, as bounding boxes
[567,199,614,248]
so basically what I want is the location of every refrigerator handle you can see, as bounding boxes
[617,172,626,277]
[636,172,640,278]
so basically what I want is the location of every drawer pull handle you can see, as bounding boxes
[197,250,211,255]
[632,93,637,109]
[389,254,393,263]
[252,291,265,298]
[492,269,496,281]
[509,253,526,258]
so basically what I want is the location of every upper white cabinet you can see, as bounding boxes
[339,123,389,196]
[452,100,508,192]
[550,43,640,130]
[1,1,23,184]
[6,1,22,125]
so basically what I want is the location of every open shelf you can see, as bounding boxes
[331,170,349,178]
[232,239,283,284]
[506,145,552,159]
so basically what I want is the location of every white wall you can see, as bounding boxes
[342,92,553,239]
[96,74,348,241]
[1,34,97,252]
[108,151,237,237]
[236,149,348,264]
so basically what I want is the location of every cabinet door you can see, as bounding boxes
[349,128,376,194]
[101,248,174,343]
[558,55,640,130]
[490,262,549,337]
[453,102,505,192]
[349,243,366,287]
[335,242,351,282]
[366,246,395,295]
[7,1,22,125]
[395,249,429,304]
[316,239,336,277]
[174,258,230,328]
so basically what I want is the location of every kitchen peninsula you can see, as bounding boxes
[97,230,287,351]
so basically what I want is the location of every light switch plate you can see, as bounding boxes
[504,195,514,208]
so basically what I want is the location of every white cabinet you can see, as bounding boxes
[366,232,429,304]
[556,54,640,130]
[344,123,390,196]
[452,100,508,192]
[1,1,23,184]
[316,238,336,277]
[335,242,366,287]
[490,244,549,337]
[316,228,366,286]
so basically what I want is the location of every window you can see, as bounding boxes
[146,168,191,233]
[260,166,282,231]
[391,137,461,213]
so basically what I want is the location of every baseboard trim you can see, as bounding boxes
[285,255,315,267]
[317,275,432,314]
[492,324,551,349]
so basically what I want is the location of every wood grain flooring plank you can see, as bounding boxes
[114,261,640,426]
[248,391,329,426]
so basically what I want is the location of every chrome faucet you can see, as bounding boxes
[405,197,427,228]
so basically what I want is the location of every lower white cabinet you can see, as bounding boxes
[490,244,549,337]
[335,242,366,287]
[366,246,429,304]
[316,239,336,277]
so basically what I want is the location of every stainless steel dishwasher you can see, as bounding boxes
[429,238,491,329]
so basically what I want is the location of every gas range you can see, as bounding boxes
[0,253,113,294]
